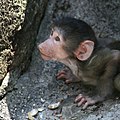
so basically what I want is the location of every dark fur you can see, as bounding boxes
[53,17,120,104]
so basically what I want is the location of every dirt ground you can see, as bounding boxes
[1,0,120,120]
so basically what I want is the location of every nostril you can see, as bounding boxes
[38,44,42,49]
[39,47,42,52]
[38,45,44,53]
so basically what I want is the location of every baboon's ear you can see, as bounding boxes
[74,40,94,61]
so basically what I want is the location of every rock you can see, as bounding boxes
[48,102,61,110]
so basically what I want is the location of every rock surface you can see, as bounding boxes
[0,0,27,81]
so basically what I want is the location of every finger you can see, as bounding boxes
[65,79,72,84]
[56,71,66,76]
[78,98,86,106]
[63,68,69,72]
[74,94,83,102]
[83,99,96,109]
[83,102,89,109]
[57,74,67,80]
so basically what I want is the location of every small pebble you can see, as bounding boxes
[48,102,61,110]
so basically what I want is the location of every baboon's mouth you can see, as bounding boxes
[40,52,52,60]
